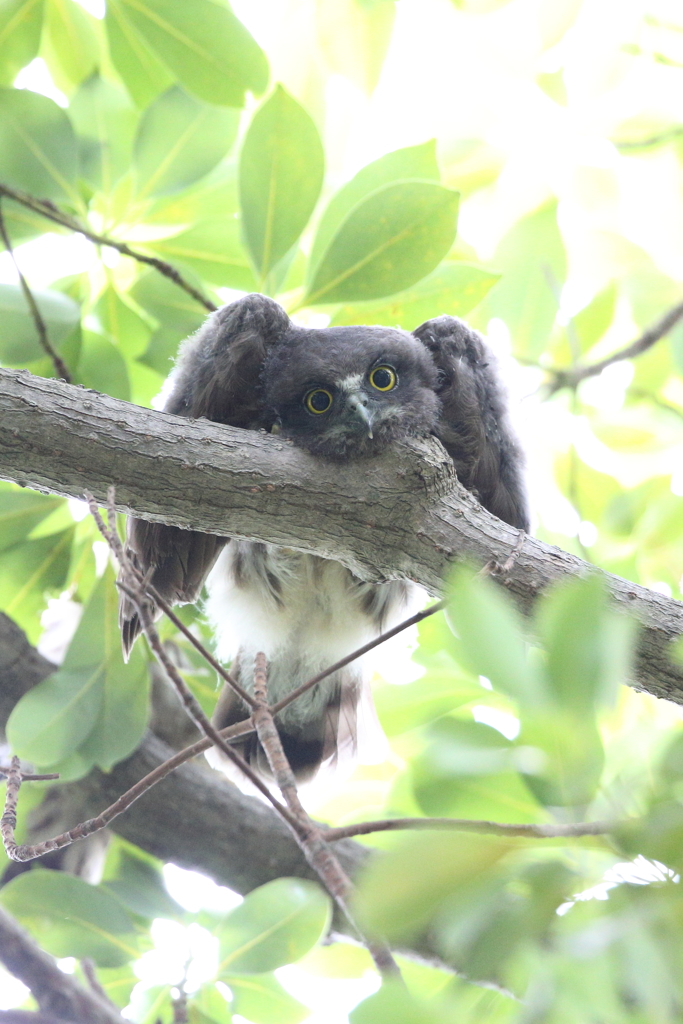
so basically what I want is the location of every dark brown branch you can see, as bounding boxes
[0,200,71,382]
[0,904,126,1024]
[0,183,216,315]
[547,297,683,394]
[251,653,401,979]
[325,816,618,842]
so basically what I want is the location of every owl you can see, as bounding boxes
[120,293,528,781]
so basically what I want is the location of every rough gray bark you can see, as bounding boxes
[0,369,682,703]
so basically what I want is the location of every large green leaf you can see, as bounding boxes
[0,86,78,201]
[7,567,149,770]
[331,263,499,330]
[94,284,151,359]
[476,201,566,359]
[41,0,100,91]
[69,73,138,193]
[0,0,44,86]
[0,870,139,967]
[374,671,483,736]
[227,974,308,1024]
[239,85,324,281]
[133,85,239,199]
[105,0,174,108]
[107,0,268,107]
[76,331,131,401]
[0,527,73,642]
[146,217,256,290]
[351,982,441,1024]
[0,282,80,365]
[216,878,331,975]
[0,482,64,552]
[309,139,440,278]
[132,269,207,375]
[316,0,396,94]
[305,181,459,305]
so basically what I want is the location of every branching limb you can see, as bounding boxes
[0,200,71,382]
[547,296,683,394]
[0,904,126,1024]
[325,816,618,842]
[0,183,216,315]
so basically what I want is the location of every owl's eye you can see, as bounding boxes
[305,388,333,414]
[369,365,397,392]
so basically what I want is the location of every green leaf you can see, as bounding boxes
[568,282,616,355]
[0,482,64,552]
[102,844,182,919]
[446,567,543,706]
[41,0,100,91]
[309,139,440,278]
[7,566,149,769]
[146,217,256,291]
[0,282,80,365]
[132,270,207,375]
[331,263,499,330]
[374,671,483,736]
[316,0,396,94]
[0,0,44,86]
[190,985,233,1023]
[0,86,78,201]
[76,332,131,401]
[239,85,324,280]
[354,831,509,941]
[0,870,139,967]
[476,201,566,358]
[226,974,308,1024]
[517,710,605,807]
[94,284,151,359]
[0,527,73,642]
[105,0,174,108]
[351,981,440,1024]
[134,85,239,199]
[305,181,459,305]
[217,878,331,974]
[69,73,138,193]
[107,0,268,108]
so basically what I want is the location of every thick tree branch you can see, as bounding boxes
[0,369,682,703]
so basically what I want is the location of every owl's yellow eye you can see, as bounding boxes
[369,365,397,391]
[305,388,333,414]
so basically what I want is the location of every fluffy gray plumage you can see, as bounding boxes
[120,293,528,781]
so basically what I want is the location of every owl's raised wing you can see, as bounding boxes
[413,315,529,532]
[120,294,291,657]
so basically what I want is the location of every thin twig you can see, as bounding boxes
[0,198,71,382]
[615,125,683,151]
[80,959,112,1005]
[0,767,59,781]
[251,653,402,980]
[324,816,618,842]
[546,297,683,394]
[0,183,217,314]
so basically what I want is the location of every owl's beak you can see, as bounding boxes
[346,392,374,439]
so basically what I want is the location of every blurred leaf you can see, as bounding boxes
[517,711,605,807]
[216,878,331,974]
[76,331,130,400]
[0,482,64,551]
[331,263,499,330]
[0,282,80,365]
[537,70,567,105]
[0,870,138,967]
[354,831,509,941]
[538,0,583,49]
[614,801,683,873]
[94,284,151,359]
[240,85,324,281]
[0,0,44,86]
[7,566,149,770]
[134,85,239,199]
[571,283,616,354]
[102,843,182,920]
[309,140,440,279]
[95,964,138,1009]
[374,672,483,736]
[305,181,459,305]
[0,86,78,201]
[69,73,138,193]
[316,0,396,94]
[189,985,233,1023]
[0,527,73,642]
[446,568,543,706]
[41,0,100,91]
[107,0,268,108]
[227,974,308,1024]
[105,0,174,108]
[132,270,206,374]
[147,217,256,291]
[476,201,565,358]
[351,981,440,1024]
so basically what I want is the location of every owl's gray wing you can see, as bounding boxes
[120,294,291,657]
[412,315,529,532]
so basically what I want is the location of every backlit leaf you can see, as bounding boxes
[0,0,44,86]
[0,282,80,365]
[69,73,138,192]
[0,86,78,201]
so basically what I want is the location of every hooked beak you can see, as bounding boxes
[346,392,374,439]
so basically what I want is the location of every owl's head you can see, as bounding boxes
[261,313,441,458]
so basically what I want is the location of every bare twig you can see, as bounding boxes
[251,653,402,979]
[615,125,683,151]
[324,816,618,842]
[0,183,217,314]
[546,297,683,394]
[0,199,71,382]
[0,766,59,781]
[79,961,111,1006]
